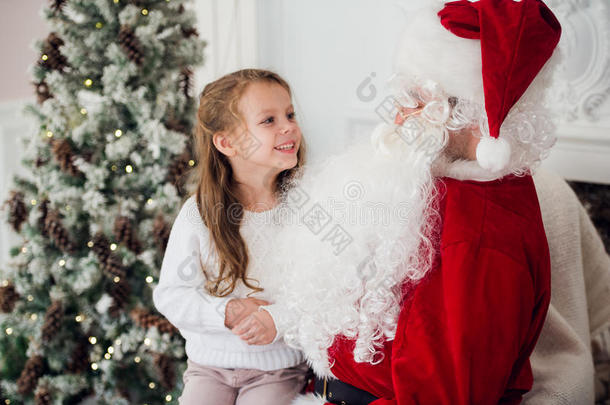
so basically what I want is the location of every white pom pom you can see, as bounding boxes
[475,136,511,172]
[371,123,399,156]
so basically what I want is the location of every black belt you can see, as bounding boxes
[313,376,379,405]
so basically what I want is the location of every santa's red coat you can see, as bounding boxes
[324,175,551,404]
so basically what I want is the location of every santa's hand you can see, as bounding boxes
[232,310,277,345]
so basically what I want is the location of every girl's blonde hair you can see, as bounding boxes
[185,69,306,297]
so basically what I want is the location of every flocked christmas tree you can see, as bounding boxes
[0,0,204,403]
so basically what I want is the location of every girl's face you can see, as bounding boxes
[229,81,302,178]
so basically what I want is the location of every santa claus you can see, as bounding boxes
[250,0,563,403]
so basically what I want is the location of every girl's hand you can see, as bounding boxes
[224,297,270,329]
[232,309,277,345]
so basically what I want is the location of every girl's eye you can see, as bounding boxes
[261,116,274,124]
[287,111,296,120]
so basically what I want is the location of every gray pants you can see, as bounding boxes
[178,359,309,405]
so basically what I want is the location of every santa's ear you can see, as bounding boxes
[212,131,236,157]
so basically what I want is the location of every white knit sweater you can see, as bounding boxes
[152,195,304,371]
[525,169,610,405]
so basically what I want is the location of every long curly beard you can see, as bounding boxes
[269,123,443,377]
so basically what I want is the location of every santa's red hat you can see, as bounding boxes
[393,0,561,172]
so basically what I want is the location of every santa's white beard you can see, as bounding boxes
[270,123,441,377]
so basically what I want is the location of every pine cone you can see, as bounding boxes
[66,338,90,373]
[118,25,144,66]
[181,26,199,38]
[103,253,126,281]
[167,149,193,196]
[130,307,178,335]
[152,214,171,253]
[44,209,77,253]
[38,199,50,237]
[4,190,28,232]
[35,385,52,405]
[41,300,63,342]
[17,355,45,395]
[0,283,20,313]
[51,138,84,178]
[35,81,53,104]
[154,353,176,390]
[108,277,131,317]
[49,0,67,14]
[91,232,111,263]
[179,67,193,99]
[39,32,68,71]
[113,216,142,254]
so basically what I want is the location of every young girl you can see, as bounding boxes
[153,69,308,405]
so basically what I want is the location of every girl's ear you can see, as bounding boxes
[212,131,236,157]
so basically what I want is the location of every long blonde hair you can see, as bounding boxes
[185,69,306,297]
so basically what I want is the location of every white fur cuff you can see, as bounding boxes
[291,393,327,405]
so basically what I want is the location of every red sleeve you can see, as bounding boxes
[376,241,545,405]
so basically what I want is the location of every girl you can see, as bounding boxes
[153,69,308,405]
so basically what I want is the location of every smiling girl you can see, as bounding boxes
[153,69,308,405]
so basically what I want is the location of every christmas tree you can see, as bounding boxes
[0,0,204,403]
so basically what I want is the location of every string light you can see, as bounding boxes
[59,259,66,266]
[95,22,103,29]
[27,295,34,301]
[144,338,151,345]
[80,108,88,115]
[89,336,97,344]
[165,395,172,402]
[146,198,153,205]
[104,353,111,359]
[188,160,195,166]
[31,199,37,205]
[134,356,141,363]
[148,382,156,389]
[87,240,94,248]
[21,247,27,253]
[113,276,120,283]
[145,276,153,283]
[5,328,13,335]
[110,243,117,251]
[41,54,48,61]
[84,78,93,87]
[125,165,133,173]
[91,363,98,370]
[46,130,53,138]
[115,338,122,345]
[1,280,8,287]
[108,346,114,354]
[75,314,84,322]
[113,0,119,3]
[111,164,118,171]
[115,129,122,138]
[30,314,38,321]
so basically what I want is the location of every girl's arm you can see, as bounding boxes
[152,198,231,334]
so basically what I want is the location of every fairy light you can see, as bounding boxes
[145,276,153,284]
[41,54,48,61]
[5,328,13,335]
[104,353,111,360]
[115,338,121,345]
[110,243,117,251]
[108,346,114,354]
[46,130,53,138]
[27,295,34,301]
[80,108,88,115]
[91,363,98,370]
[113,0,119,3]
[125,164,133,173]
[146,198,153,205]
[95,22,103,29]
[113,276,120,283]
[141,9,149,15]
[111,164,118,171]
[87,240,94,248]
[89,336,97,344]
[165,395,172,402]
[148,382,156,389]
[144,338,151,346]
[84,78,93,87]
[115,129,123,137]
[75,314,84,322]
[31,199,37,205]
[30,314,38,321]
[134,356,141,363]
[1,280,8,287]
[21,246,27,253]
[59,259,66,266]
[188,160,195,166]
